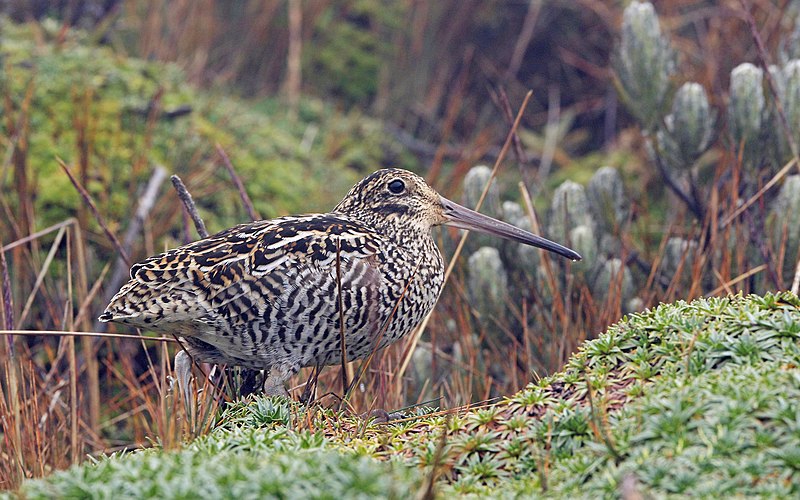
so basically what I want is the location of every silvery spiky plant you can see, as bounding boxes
[461,165,504,254]
[548,180,597,275]
[461,164,643,335]
[591,258,635,309]
[466,246,509,325]
[728,62,767,173]
[500,200,540,276]
[547,180,594,243]
[586,166,630,256]
[770,175,800,281]
[657,82,716,173]
[661,237,698,287]
[775,60,800,162]
[614,1,676,131]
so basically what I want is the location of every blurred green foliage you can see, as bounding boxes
[0,18,416,249]
[307,0,403,105]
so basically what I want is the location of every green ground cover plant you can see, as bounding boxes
[13,292,799,498]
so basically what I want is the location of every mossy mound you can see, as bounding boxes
[0,18,415,244]
[14,292,800,498]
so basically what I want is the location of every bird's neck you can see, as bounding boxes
[335,209,433,245]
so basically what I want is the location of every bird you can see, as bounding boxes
[99,168,581,396]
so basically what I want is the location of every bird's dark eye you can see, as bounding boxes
[388,179,405,194]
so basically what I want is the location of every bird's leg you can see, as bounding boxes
[238,368,265,397]
[174,350,195,413]
[263,369,291,398]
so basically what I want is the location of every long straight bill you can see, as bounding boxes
[440,196,582,261]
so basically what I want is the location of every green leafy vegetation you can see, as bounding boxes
[14,292,800,498]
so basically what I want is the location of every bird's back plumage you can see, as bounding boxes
[101,211,445,380]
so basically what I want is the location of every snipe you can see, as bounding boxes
[100,169,581,395]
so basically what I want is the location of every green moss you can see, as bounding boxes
[15,292,799,498]
[0,18,416,252]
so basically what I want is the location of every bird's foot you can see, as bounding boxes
[263,370,291,399]
[360,408,404,424]
[174,350,195,411]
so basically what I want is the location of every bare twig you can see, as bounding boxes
[170,175,209,238]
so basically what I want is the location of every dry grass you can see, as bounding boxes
[2,0,800,492]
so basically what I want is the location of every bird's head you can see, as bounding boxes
[334,168,582,261]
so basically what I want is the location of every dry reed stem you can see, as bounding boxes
[17,225,67,328]
[57,158,131,265]
[216,144,260,221]
[707,265,768,297]
[0,219,77,253]
[334,238,349,400]
[0,330,177,342]
[397,90,534,383]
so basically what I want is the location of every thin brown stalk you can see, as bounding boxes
[71,219,100,430]
[65,231,79,465]
[17,225,67,328]
[216,144,260,221]
[707,265,767,297]
[0,330,177,342]
[57,158,131,265]
[335,239,349,401]
[397,90,534,382]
